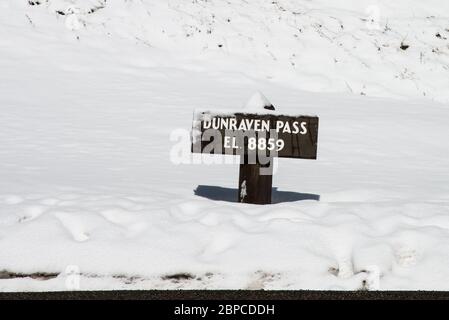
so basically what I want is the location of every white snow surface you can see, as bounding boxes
[244,91,273,111]
[1,0,449,291]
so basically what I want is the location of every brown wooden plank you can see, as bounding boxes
[192,111,319,160]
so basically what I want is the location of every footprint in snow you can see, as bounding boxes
[54,212,90,242]
[394,246,418,267]
[18,205,47,223]
[328,258,354,279]
[169,200,213,221]
[246,271,281,290]
[200,232,237,260]
[100,209,147,236]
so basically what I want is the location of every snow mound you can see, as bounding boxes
[1,192,449,291]
[244,92,275,111]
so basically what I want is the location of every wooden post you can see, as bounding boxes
[238,160,273,204]
[238,102,276,205]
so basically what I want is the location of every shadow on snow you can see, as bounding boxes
[194,185,320,204]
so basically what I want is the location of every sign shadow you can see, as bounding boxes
[194,185,320,204]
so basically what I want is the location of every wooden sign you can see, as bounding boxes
[192,111,318,159]
[191,107,319,205]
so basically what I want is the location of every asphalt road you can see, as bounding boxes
[0,290,448,300]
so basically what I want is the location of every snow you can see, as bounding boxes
[1,0,449,291]
[244,92,275,111]
[9,0,449,102]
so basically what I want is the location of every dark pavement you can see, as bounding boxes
[0,290,448,300]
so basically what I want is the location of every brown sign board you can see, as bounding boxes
[192,111,319,160]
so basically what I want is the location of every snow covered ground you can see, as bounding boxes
[1,0,449,291]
